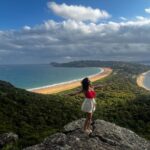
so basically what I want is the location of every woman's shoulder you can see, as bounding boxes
[89,87,95,92]
[89,85,95,90]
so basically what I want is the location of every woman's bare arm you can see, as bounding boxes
[67,84,105,96]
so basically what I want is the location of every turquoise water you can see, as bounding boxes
[144,71,150,90]
[142,63,150,90]
[0,64,101,89]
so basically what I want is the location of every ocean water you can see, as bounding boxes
[0,64,102,89]
[144,71,150,90]
[142,63,150,90]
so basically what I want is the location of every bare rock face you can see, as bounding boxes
[0,132,18,148]
[24,118,150,150]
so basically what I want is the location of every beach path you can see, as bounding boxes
[30,67,112,94]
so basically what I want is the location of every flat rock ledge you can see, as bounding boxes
[24,118,150,150]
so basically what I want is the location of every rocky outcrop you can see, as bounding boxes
[0,132,18,148]
[24,118,150,150]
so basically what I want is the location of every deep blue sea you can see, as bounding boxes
[0,64,101,89]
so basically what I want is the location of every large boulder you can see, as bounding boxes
[24,118,150,150]
[0,132,18,148]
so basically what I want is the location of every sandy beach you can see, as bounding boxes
[30,67,112,94]
[136,71,150,91]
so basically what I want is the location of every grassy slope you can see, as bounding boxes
[0,61,150,149]
[0,85,84,149]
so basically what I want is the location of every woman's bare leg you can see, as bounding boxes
[83,115,89,131]
[87,113,92,130]
[83,113,92,131]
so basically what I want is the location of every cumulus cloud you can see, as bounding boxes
[1,16,150,64]
[145,8,150,14]
[0,2,150,64]
[47,2,110,22]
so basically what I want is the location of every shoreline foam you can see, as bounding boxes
[29,67,112,94]
[136,70,150,91]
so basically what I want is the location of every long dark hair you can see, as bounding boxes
[81,77,90,92]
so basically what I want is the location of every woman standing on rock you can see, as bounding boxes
[81,77,96,134]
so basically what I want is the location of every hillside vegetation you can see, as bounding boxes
[0,61,150,149]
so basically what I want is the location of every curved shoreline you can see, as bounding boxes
[27,68,103,91]
[29,67,112,94]
[136,71,150,91]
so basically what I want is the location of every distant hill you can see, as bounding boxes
[51,60,150,74]
[0,61,150,149]
[51,60,134,67]
[137,61,150,65]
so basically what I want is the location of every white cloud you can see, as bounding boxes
[145,8,150,14]
[1,3,150,63]
[120,17,150,27]
[23,25,31,30]
[120,17,127,21]
[47,2,110,22]
[136,16,145,20]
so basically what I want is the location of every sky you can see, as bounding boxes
[0,0,150,64]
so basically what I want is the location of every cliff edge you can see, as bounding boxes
[24,118,150,150]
